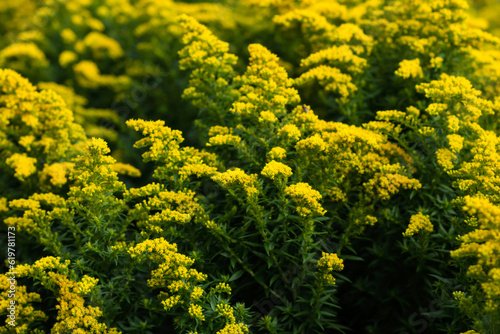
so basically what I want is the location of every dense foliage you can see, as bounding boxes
[1,0,500,333]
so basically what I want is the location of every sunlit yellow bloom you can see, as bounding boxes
[285,182,325,217]
[261,160,292,180]
[267,147,287,160]
[317,252,343,285]
[395,59,424,79]
[6,153,37,181]
[403,213,433,237]
[277,124,301,142]
[436,148,456,170]
[447,134,464,153]
[59,50,78,68]
[188,304,205,321]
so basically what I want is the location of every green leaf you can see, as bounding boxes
[229,270,244,282]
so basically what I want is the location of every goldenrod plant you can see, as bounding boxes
[1,0,500,333]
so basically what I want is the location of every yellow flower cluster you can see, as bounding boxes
[277,124,301,142]
[212,282,232,294]
[0,197,7,212]
[216,302,236,323]
[295,65,357,103]
[259,111,278,123]
[128,186,207,235]
[36,81,123,145]
[128,119,184,162]
[0,42,49,73]
[216,323,249,334]
[69,137,126,203]
[39,162,73,188]
[188,304,205,321]
[212,169,259,199]
[128,118,220,186]
[317,252,344,285]
[261,160,293,181]
[285,182,326,217]
[0,69,86,191]
[447,134,464,153]
[417,74,494,126]
[15,257,119,333]
[5,153,37,181]
[178,14,239,119]
[301,45,368,75]
[5,194,64,253]
[128,238,206,289]
[451,196,500,313]
[128,238,245,330]
[395,59,424,79]
[191,286,204,300]
[75,31,124,60]
[403,213,434,237]
[267,147,287,160]
[112,162,141,178]
[365,172,422,201]
[295,134,327,154]
[230,44,300,119]
[76,275,99,295]
[73,60,131,90]
[208,134,242,146]
[436,148,457,170]
[0,273,47,332]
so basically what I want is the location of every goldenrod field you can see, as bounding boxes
[1,0,500,333]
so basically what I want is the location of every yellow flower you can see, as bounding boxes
[216,323,249,334]
[207,134,242,146]
[77,275,99,295]
[295,65,357,102]
[73,60,101,89]
[403,213,433,237]
[447,134,464,153]
[188,304,205,321]
[267,147,287,160]
[208,126,232,137]
[212,168,258,192]
[436,148,456,170]
[216,302,236,324]
[112,162,141,177]
[277,124,301,142]
[295,134,327,153]
[285,182,326,217]
[60,28,77,44]
[212,282,232,294]
[0,197,8,212]
[79,31,124,59]
[430,56,443,68]
[6,153,37,181]
[162,295,183,311]
[258,111,278,123]
[261,160,292,180]
[395,59,424,79]
[59,50,78,68]
[375,110,407,122]
[18,135,36,150]
[447,115,460,132]
[0,42,49,69]
[317,252,344,285]
[190,286,204,300]
[300,45,368,75]
[40,162,73,187]
[418,126,435,136]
